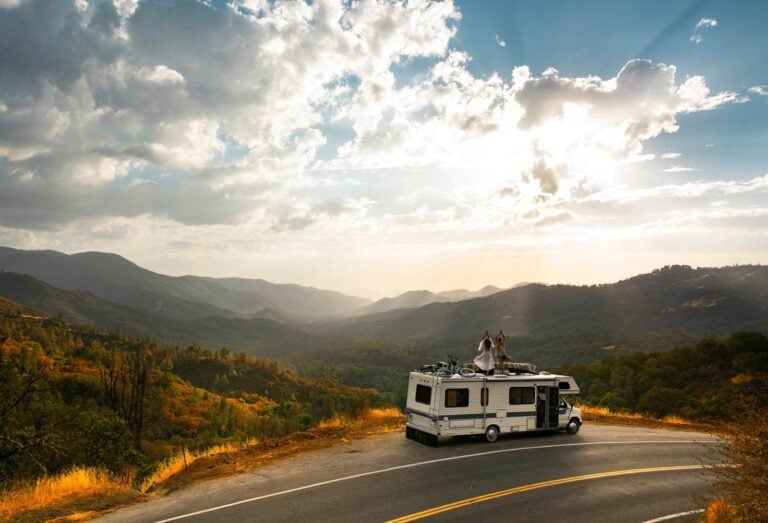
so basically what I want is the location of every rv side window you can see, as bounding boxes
[415,385,431,405]
[481,387,489,406]
[509,387,535,405]
[445,388,469,408]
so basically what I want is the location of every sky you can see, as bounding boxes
[0,0,767,299]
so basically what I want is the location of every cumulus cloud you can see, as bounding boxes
[0,0,459,229]
[495,34,506,47]
[494,59,738,212]
[749,85,768,97]
[0,0,742,251]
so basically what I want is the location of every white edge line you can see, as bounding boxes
[641,508,706,522]
[153,439,711,523]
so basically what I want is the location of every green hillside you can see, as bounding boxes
[559,332,768,422]
[0,303,380,487]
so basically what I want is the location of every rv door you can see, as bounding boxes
[547,387,559,429]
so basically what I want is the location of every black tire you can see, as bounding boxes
[565,418,580,435]
[485,425,500,443]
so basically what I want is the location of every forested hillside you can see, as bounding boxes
[321,265,768,339]
[0,306,380,487]
[559,332,768,422]
[297,332,701,403]
[0,273,317,356]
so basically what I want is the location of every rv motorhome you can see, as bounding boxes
[405,363,582,446]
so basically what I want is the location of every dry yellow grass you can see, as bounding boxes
[140,438,261,493]
[0,467,132,522]
[365,407,402,419]
[578,404,711,431]
[0,408,404,521]
[141,410,404,492]
[580,405,646,419]
[318,407,402,429]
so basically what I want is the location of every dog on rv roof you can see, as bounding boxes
[495,330,512,371]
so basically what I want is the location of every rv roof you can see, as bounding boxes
[411,371,569,381]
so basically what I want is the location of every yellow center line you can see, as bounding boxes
[386,465,704,523]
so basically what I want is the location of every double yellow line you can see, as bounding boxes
[387,465,704,522]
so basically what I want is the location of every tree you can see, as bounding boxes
[0,337,57,479]
[98,344,152,447]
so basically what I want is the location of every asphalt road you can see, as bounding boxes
[96,425,718,523]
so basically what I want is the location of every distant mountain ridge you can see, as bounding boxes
[320,265,768,339]
[2,245,766,357]
[0,246,370,323]
[0,272,315,356]
[354,285,504,316]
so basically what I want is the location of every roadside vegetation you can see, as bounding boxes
[0,310,385,521]
[0,408,402,522]
[703,398,768,522]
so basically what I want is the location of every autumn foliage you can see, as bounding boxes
[0,312,383,494]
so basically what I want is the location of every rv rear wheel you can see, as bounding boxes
[485,425,500,443]
[565,418,580,435]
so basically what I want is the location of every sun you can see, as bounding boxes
[531,102,624,190]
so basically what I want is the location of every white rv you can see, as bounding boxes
[405,365,582,446]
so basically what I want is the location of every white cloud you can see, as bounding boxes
[695,17,718,30]
[690,17,717,44]
[660,152,682,159]
[136,65,185,85]
[749,85,768,97]
[495,34,506,47]
[662,166,697,173]
[324,56,737,220]
[582,175,768,204]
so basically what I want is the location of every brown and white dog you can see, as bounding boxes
[495,330,512,372]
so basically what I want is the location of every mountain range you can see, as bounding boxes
[0,272,315,357]
[352,286,503,316]
[318,264,768,339]
[0,245,766,359]
[0,246,369,323]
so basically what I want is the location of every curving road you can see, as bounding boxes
[95,425,718,523]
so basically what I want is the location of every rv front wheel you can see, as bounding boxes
[566,418,580,435]
[485,425,500,443]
